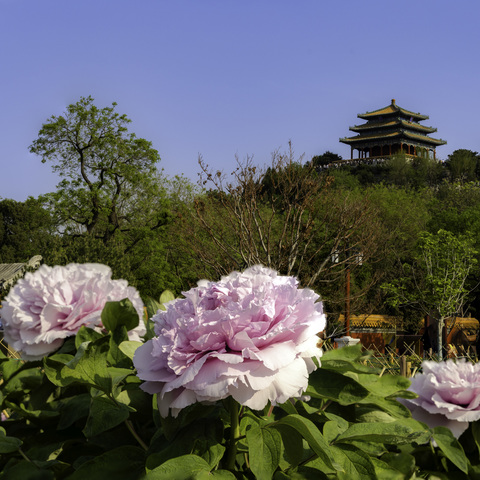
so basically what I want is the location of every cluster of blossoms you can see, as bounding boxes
[5,260,478,446]
[1,263,145,360]
[402,359,480,438]
[134,265,326,417]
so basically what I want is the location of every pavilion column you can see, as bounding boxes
[351,147,353,159]
[434,149,436,160]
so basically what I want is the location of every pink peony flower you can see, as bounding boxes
[1,263,145,360]
[401,359,480,438]
[134,265,325,417]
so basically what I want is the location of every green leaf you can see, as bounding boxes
[275,415,340,472]
[5,401,59,422]
[472,421,480,460]
[307,368,370,405]
[75,325,103,349]
[159,289,175,306]
[67,445,145,480]
[354,373,411,397]
[321,343,365,362]
[43,355,75,387]
[194,471,236,479]
[146,418,224,470]
[370,458,405,480]
[57,393,91,429]
[275,424,305,469]
[144,296,162,319]
[433,426,469,474]
[145,454,211,479]
[0,460,54,480]
[101,298,139,332]
[246,425,282,480]
[324,412,349,431]
[336,418,430,445]
[378,452,416,478]
[200,443,226,470]
[108,325,130,367]
[119,340,143,360]
[330,444,376,480]
[0,427,22,453]
[46,340,112,392]
[82,395,131,437]
[323,420,347,444]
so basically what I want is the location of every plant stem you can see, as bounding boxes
[225,398,240,470]
[19,448,33,464]
[125,419,148,451]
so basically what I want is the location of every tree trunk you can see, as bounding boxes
[437,318,444,361]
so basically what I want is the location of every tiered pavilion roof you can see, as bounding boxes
[339,99,446,163]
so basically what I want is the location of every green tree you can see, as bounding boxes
[311,151,343,169]
[382,229,478,359]
[28,97,186,298]
[445,149,479,183]
[0,197,56,264]
[190,145,384,308]
[30,96,165,243]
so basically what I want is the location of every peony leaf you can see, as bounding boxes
[194,471,236,479]
[246,425,282,480]
[75,326,103,349]
[45,341,112,393]
[57,393,91,430]
[0,427,22,453]
[0,460,55,479]
[82,395,130,438]
[101,298,139,332]
[321,359,378,375]
[119,340,143,360]
[201,443,226,470]
[275,414,341,473]
[330,444,376,480]
[323,420,347,444]
[275,424,304,469]
[67,445,145,480]
[108,325,130,367]
[146,417,224,470]
[353,373,411,397]
[472,421,480,457]
[378,452,416,478]
[144,296,163,319]
[307,368,369,405]
[5,400,60,422]
[433,426,469,474]
[369,458,405,480]
[159,289,175,306]
[145,454,211,479]
[321,343,365,363]
[336,418,430,445]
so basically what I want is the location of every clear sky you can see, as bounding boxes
[1,0,480,201]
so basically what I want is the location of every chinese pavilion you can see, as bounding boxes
[339,99,446,163]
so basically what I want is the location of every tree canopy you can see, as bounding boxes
[30,96,163,243]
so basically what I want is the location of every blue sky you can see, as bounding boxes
[1,0,480,200]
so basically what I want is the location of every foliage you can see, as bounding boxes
[1,309,479,479]
[189,146,385,309]
[26,97,201,299]
[311,151,343,169]
[382,229,478,359]
[445,149,480,183]
[30,96,163,242]
[0,198,56,264]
